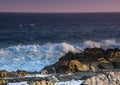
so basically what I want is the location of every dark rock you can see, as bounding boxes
[112,62,120,68]
[98,63,114,69]
[43,60,89,74]
[59,52,75,61]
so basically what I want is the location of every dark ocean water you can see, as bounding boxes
[0,13,120,71]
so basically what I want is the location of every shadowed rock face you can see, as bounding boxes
[43,48,120,74]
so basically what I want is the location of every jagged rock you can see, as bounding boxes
[0,70,8,78]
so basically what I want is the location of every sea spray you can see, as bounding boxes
[0,39,119,71]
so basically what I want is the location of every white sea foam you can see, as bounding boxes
[0,39,119,72]
[84,39,117,48]
[0,43,78,71]
[7,81,27,85]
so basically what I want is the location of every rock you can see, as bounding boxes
[84,72,120,85]
[43,48,120,74]
[112,62,120,68]
[41,80,47,85]
[98,63,114,69]
[98,58,109,63]
[0,78,7,85]
[43,60,89,74]
[68,60,89,73]
[36,81,41,85]
[31,82,36,85]
[59,52,75,61]
[83,48,105,58]
[8,72,19,77]
[108,51,120,62]
[89,65,96,72]
[0,70,8,78]
[17,70,28,77]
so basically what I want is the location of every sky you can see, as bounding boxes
[0,0,120,13]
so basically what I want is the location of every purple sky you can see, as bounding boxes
[0,0,120,12]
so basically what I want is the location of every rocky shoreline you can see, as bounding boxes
[43,47,120,74]
[0,47,120,85]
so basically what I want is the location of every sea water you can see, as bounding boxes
[0,13,120,71]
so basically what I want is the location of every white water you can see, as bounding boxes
[7,81,27,85]
[0,39,119,72]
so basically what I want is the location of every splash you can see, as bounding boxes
[0,43,78,71]
[0,39,119,72]
[84,39,117,48]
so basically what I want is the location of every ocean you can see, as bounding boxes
[0,13,120,71]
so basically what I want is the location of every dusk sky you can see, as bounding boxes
[0,0,120,13]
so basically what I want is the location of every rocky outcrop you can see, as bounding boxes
[43,48,120,74]
[43,60,89,74]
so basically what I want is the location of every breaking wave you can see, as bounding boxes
[0,39,119,71]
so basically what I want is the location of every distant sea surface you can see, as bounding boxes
[0,13,120,71]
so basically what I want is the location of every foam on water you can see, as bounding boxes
[0,42,78,71]
[0,39,119,72]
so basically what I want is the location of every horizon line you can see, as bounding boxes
[0,11,120,14]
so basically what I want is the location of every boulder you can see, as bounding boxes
[0,70,8,78]
[68,60,89,73]
[0,78,7,85]
[41,80,47,85]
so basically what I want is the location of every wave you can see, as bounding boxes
[0,39,119,72]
